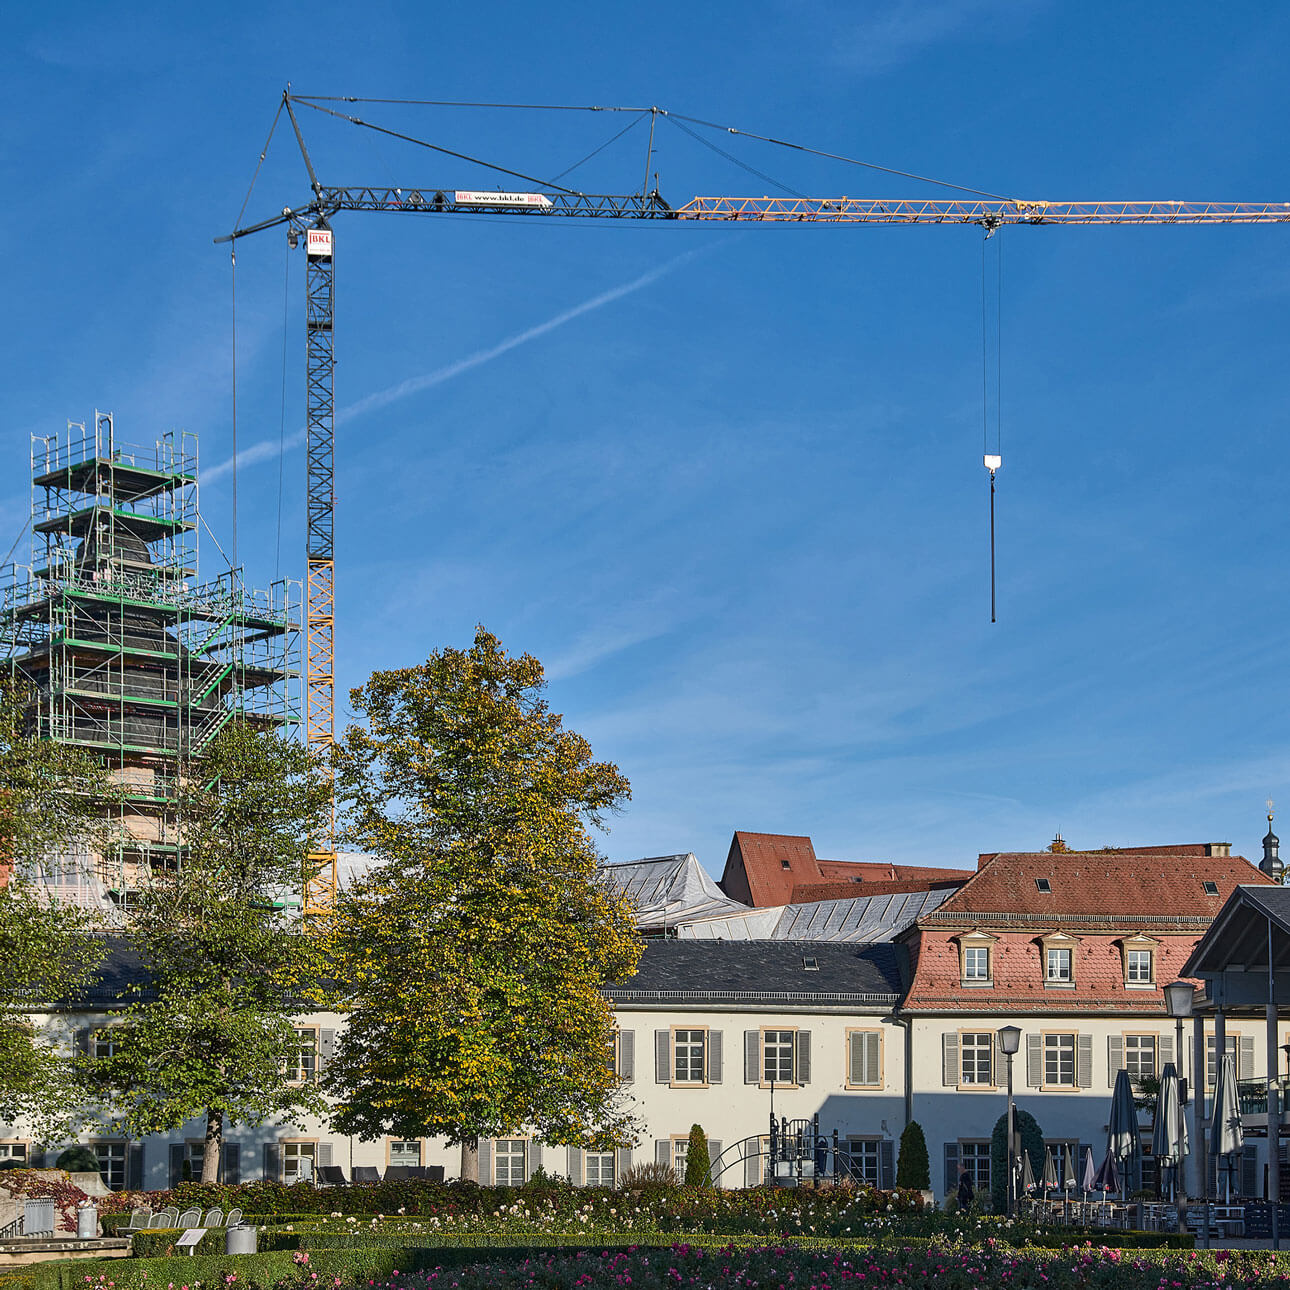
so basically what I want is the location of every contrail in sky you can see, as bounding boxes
[203,245,708,485]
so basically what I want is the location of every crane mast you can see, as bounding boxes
[220,95,1290,920]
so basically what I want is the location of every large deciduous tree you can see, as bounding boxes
[0,679,107,1135]
[89,720,333,1183]
[325,627,641,1178]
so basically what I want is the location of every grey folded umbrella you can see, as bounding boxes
[1151,1061,1188,1167]
[1108,1068,1140,1162]
[1092,1148,1120,1195]
[1063,1144,1078,1190]
[1042,1149,1059,1193]
[1209,1052,1244,1159]
[1081,1146,1097,1195]
[1020,1148,1037,1193]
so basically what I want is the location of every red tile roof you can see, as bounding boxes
[902,847,1274,1015]
[930,850,1270,922]
[719,831,973,908]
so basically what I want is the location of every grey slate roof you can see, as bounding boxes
[679,887,955,943]
[606,939,906,1010]
[1183,883,1290,976]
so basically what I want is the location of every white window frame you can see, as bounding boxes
[282,1139,317,1183]
[846,1137,882,1186]
[761,1028,796,1086]
[959,1030,996,1088]
[672,1027,708,1086]
[1126,949,1154,985]
[0,1142,28,1166]
[1043,1032,1077,1088]
[959,1139,991,1192]
[494,1138,527,1186]
[1123,1033,1157,1080]
[92,1029,116,1061]
[584,1151,615,1186]
[670,1135,691,1182]
[92,1140,127,1191]
[388,1139,421,1168]
[1046,946,1073,983]
[962,945,991,984]
[287,1027,319,1084]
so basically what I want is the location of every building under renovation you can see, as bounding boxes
[0,411,300,914]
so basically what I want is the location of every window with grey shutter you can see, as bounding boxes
[879,1139,894,1190]
[706,1139,722,1184]
[744,1144,762,1188]
[1242,1143,1258,1197]
[944,1142,959,1195]
[319,1143,333,1168]
[1076,1034,1093,1088]
[744,1031,760,1084]
[655,1031,670,1083]
[222,1143,240,1186]
[655,1140,671,1169]
[75,1029,91,1057]
[708,1030,723,1084]
[619,1030,635,1082]
[127,1143,144,1191]
[1159,1034,1173,1068]
[319,1029,336,1071]
[616,1147,632,1178]
[1026,1034,1042,1087]
[568,1147,583,1186]
[476,1138,491,1182]
[526,1142,542,1181]
[263,1143,280,1182]
[1239,1035,1256,1080]
[794,1031,811,1085]
[850,1031,880,1086]
[942,1033,959,1086]
[170,1143,185,1188]
[1107,1036,1124,1080]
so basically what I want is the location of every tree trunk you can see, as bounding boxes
[459,1141,479,1184]
[201,1109,223,1184]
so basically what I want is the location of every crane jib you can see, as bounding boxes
[288,189,1290,226]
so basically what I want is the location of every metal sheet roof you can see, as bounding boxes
[600,854,751,928]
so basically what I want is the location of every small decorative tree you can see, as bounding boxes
[990,1108,1045,1214]
[896,1120,930,1190]
[684,1124,710,1186]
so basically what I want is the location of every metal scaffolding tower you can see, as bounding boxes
[0,412,302,914]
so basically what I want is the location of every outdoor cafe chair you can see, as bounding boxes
[353,1166,382,1184]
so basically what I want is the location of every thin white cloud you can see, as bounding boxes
[202,245,709,486]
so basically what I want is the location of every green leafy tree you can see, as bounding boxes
[684,1124,711,1186]
[896,1119,930,1190]
[325,627,642,1180]
[990,1107,1045,1214]
[0,679,107,1134]
[88,720,333,1183]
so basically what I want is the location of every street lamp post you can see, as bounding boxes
[999,1025,1022,1219]
[1163,981,1194,1224]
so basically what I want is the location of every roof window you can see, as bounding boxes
[802,956,819,971]
[1203,881,1219,896]
[1035,878,1052,893]
[781,860,792,870]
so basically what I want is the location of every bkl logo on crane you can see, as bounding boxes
[306,228,333,258]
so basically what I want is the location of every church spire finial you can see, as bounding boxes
[1262,801,1283,882]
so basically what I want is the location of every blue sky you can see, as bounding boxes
[3,2,1290,876]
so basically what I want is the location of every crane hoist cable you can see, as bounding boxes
[982,228,1004,623]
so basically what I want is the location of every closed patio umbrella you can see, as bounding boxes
[1081,1145,1096,1196]
[1092,1148,1120,1220]
[1020,1148,1037,1193]
[1208,1052,1243,1201]
[1042,1148,1059,1196]
[1151,1061,1188,1200]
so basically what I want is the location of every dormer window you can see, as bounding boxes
[1037,931,1080,988]
[1119,933,1160,989]
[955,931,997,987]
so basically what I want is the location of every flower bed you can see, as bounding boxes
[1,1239,1279,1290]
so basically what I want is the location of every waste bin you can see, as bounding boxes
[23,1199,55,1236]
[77,1201,98,1239]
[226,1225,257,1255]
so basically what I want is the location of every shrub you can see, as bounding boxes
[684,1125,709,1187]
[990,1107,1045,1214]
[54,1146,101,1173]
[618,1162,677,1190]
[896,1121,930,1190]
